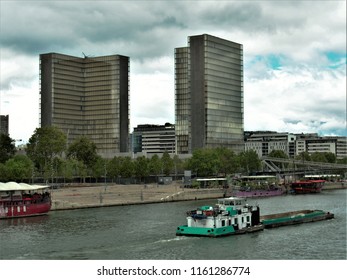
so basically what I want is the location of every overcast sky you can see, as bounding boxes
[0,0,346,143]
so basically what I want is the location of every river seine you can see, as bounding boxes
[0,189,346,260]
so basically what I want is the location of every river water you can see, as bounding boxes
[0,189,346,260]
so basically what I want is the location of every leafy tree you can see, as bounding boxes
[323,152,336,163]
[187,148,220,177]
[108,156,121,182]
[295,151,311,162]
[118,156,134,178]
[26,126,67,174]
[0,134,16,163]
[310,152,328,163]
[161,151,174,176]
[238,150,261,174]
[92,156,108,183]
[215,147,239,176]
[67,136,97,169]
[149,154,162,176]
[5,155,34,181]
[268,149,289,169]
[268,150,288,159]
[0,163,8,181]
[134,156,149,182]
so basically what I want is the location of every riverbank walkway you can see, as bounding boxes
[50,181,345,211]
[51,182,226,211]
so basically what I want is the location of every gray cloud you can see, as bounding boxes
[0,0,345,140]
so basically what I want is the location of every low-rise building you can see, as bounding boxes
[132,123,176,156]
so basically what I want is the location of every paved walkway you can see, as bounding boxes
[51,183,226,210]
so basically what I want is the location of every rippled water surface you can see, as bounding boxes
[0,189,346,260]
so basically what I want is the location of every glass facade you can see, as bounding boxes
[175,34,244,154]
[40,53,129,157]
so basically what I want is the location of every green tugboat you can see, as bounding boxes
[176,197,264,237]
[176,197,334,237]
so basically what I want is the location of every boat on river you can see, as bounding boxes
[176,196,334,237]
[260,209,334,228]
[290,180,325,194]
[0,182,51,219]
[232,187,284,198]
[176,197,264,237]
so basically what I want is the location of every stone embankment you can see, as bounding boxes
[50,181,346,211]
[51,183,226,211]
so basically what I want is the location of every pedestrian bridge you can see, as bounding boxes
[261,157,347,173]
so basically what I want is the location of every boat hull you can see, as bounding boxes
[176,224,264,237]
[0,201,51,219]
[233,189,283,198]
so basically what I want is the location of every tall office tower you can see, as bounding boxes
[0,115,9,135]
[40,53,129,157]
[175,34,244,154]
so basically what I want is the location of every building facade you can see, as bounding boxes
[0,115,9,135]
[295,134,347,159]
[132,123,176,155]
[175,34,244,154]
[40,53,129,157]
[244,131,296,158]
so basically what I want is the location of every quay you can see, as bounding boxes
[50,181,346,211]
[50,182,225,211]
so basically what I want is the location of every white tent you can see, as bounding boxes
[0,182,49,192]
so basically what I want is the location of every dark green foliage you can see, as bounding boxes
[0,134,16,163]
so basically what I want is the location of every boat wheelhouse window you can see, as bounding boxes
[234,218,238,224]
[222,220,225,227]
[247,216,250,222]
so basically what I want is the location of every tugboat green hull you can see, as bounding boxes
[176,225,236,237]
[176,224,265,237]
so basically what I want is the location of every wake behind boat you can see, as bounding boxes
[0,182,51,219]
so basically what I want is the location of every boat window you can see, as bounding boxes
[222,220,225,227]
[234,218,238,224]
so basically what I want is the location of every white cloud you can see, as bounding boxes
[0,0,346,142]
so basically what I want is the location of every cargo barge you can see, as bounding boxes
[260,209,334,228]
[176,197,334,237]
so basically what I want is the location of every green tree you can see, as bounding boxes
[310,152,328,163]
[215,147,239,176]
[26,126,67,176]
[134,156,149,183]
[67,136,98,169]
[161,151,174,176]
[238,150,261,174]
[92,156,108,183]
[5,155,34,181]
[268,149,289,169]
[119,156,134,178]
[149,154,162,176]
[323,152,336,163]
[108,156,121,182]
[268,150,288,159]
[295,151,311,161]
[0,163,7,181]
[187,148,220,177]
[0,134,16,163]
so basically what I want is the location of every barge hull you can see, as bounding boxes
[260,210,334,228]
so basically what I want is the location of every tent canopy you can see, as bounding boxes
[0,182,49,192]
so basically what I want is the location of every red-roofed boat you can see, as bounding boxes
[290,180,325,194]
[0,182,51,219]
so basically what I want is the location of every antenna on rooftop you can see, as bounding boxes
[82,52,94,59]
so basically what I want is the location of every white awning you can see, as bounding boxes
[0,182,50,192]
